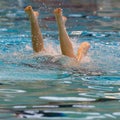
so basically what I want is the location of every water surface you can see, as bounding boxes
[0,0,120,119]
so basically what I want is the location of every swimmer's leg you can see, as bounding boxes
[54,8,76,58]
[54,8,90,62]
[24,6,45,53]
[76,42,90,62]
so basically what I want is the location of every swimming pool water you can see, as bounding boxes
[0,0,120,119]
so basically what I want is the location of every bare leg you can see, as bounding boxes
[76,42,90,62]
[54,8,90,62]
[24,6,45,53]
[54,8,76,58]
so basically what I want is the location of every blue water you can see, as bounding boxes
[0,0,120,119]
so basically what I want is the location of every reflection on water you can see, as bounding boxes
[0,0,120,119]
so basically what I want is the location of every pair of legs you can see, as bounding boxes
[24,6,90,62]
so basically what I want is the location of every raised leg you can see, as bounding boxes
[54,8,90,62]
[54,8,76,58]
[24,6,45,53]
[76,42,90,62]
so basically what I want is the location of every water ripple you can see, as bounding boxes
[39,96,96,102]
[0,89,26,94]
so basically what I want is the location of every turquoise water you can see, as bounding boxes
[0,0,120,119]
